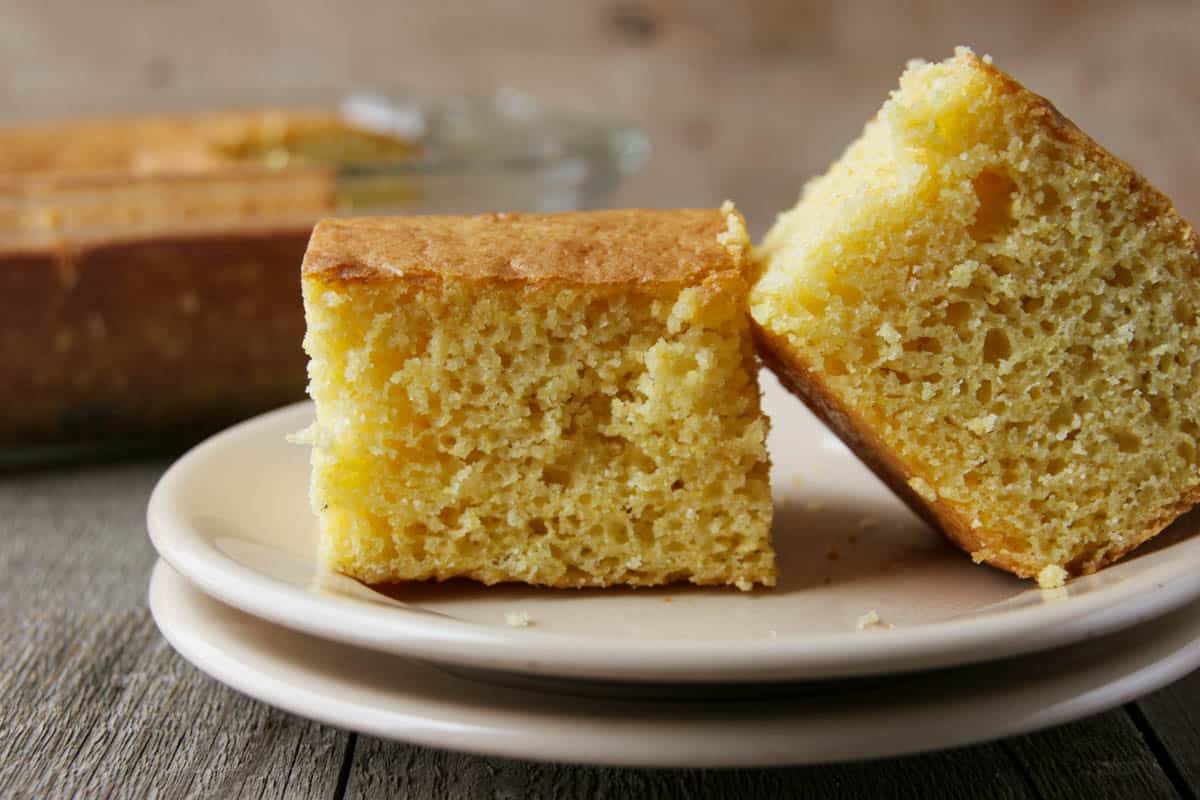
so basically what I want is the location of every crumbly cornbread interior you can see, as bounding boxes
[752,47,1200,578]
[301,211,774,590]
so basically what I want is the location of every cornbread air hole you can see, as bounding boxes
[752,47,1200,586]
[299,206,775,590]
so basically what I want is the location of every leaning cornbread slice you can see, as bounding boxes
[751,47,1200,585]
[300,207,775,589]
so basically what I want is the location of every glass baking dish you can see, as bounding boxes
[0,92,648,465]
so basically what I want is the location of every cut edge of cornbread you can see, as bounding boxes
[751,47,1200,581]
[300,205,776,591]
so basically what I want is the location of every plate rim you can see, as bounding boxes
[147,400,1200,683]
[148,559,1200,768]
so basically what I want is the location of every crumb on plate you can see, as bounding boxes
[504,611,533,628]
[1037,564,1069,590]
[856,609,894,631]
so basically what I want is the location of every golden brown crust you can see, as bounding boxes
[372,567,774,591]
[0,161,338,248]
[0,109,348,179]
[1074,483,1200,573]
[302,209,748,286]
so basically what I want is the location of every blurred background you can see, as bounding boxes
[4,0,1200,458]
[4,0,1199,236]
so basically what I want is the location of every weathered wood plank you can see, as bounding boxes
[0,461,172,615]
[0,607,350,800]
[1135,675,1200,798]
[0,462,350,800]
[344,736,1035,800]
[1002,710,1179,800]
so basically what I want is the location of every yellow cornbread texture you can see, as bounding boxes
[301,207,775,590]
[752,48,1200,580]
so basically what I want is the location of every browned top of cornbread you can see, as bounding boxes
[302,208,748,285]
[0,110,362,249]
[0,173,338,254]
[0,110,302,177]
[0,109,408,179]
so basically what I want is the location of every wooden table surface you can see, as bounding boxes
[0,458,1198,799]
[4,1,1200,796]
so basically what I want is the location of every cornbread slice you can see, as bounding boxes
[752,48,1200,582]
[300,207,775,589]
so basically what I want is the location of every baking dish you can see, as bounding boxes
[0,92,647,462]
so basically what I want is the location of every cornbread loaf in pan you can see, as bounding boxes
[751,48,1200,584]
[298,207,775,590]
[0,109,415,454]
[1,98,644,458]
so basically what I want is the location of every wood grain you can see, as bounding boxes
[1135,675,1200,798]
[0,462,349,800]
[345,736,1036,799]
[1002,711,1180,800]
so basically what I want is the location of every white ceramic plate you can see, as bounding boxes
[150,559,1200,768]
[147,373,1200,682]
